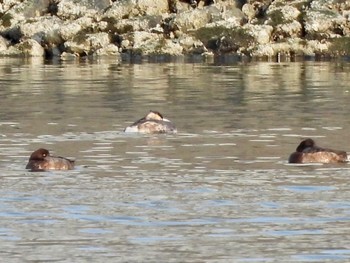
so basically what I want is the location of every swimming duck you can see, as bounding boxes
[26,148,75,171]
[288,138,348,164]
[124,111,177,134]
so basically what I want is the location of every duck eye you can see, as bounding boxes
[42,153,47,157]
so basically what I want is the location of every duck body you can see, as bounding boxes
[124,111,177,134]
[26,148,75,171]
[288,138,348,164]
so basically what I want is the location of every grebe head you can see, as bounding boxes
[145,111,164,121]
[296,138,315,152]
[29,148,50,160]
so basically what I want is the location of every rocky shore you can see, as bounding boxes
[0,0,349,60]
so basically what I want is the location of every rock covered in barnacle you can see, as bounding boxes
[0,0,349,59]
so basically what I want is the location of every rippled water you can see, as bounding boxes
[0,57,350,262]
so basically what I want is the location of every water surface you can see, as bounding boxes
[0,58,350,262]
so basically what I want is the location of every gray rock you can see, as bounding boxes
[64,32,111,55]
[16,38,45,56]
[60,51,78,60]
[243,24,273,45]
[172,8,214,33]
[59,16,99,41]
[0,45,23,56]
[136,0,169,16]
[304,8,347,38]
[93,43,120,57]
[178,34,208,54]
[59,20,84,41]
[103,0,168,22]
[0,0,50,31]
[57,0,110,20]
[111,16,162,35]
[0,0,19,14]
[0,35,9,52]
[309,0,341,10]
[1,0,350,58]
[103,0,135,20]
[266,4,301,23]
[242,3,256,22]
[127,31,183,55]
[19,16,63,44]
[273,20,303,40]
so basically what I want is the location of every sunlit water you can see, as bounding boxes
[0,57,350,262]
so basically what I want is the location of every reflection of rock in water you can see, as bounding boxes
[2,60,350,137]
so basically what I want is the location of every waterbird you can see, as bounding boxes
[288,138,348,164]
[26,148,75,171]
[124,111,177,134]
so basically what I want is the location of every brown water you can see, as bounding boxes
[0,57,350,262]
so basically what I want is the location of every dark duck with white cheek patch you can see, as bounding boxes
[124,111,177,134]
[288,138,348,164]
[26,148,75,171]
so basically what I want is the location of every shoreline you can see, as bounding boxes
[1,0,349,59]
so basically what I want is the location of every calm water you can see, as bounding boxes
[0,57,350,262]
